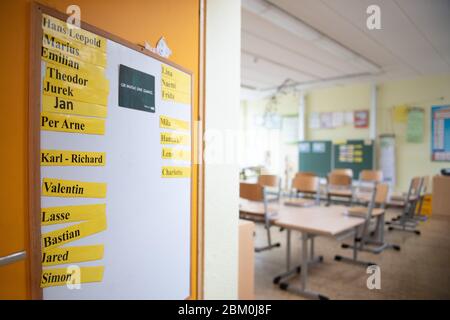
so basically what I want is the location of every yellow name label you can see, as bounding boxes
[43,31,107,68]
[160,132,190,145]
[41,112,105,135]
[42,14,107,52]
[161,65,191,91]
[41,266,104,288]
[42,178,107,198]
[43,77,108,106]
[160,115,189,131]
[42,46,106,76]
[161,88,191,105]
[41,150,105,166]
[41,204,106,226]
[42,245,104,266]
[162,148,191,161]
[44,63,109,92]
[162,166,191,178]
[161,64,191,104]
[41,217,107,250]
[42,95,107,118]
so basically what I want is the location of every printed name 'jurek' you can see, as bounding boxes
[43,80,74,97]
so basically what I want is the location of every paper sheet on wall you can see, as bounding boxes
[406,108,424,143]
[320,112,333,129]
[309,112,320,129]
[344,111,354,125]
[393,105,408,123]
[332,112,344,128]
[379,135,396,187]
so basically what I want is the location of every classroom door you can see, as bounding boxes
[0,0,203,299]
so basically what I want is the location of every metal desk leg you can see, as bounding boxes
[340,214,400,254]
[335,227,377,267]
[273,229,301,284]
[279,232,329,300]
[273,231,323,284]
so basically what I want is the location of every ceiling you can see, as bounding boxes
[241,0,450,94]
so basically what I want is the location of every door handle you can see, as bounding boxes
[0,251,26,267]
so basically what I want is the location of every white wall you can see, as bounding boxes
[204,0,241,299]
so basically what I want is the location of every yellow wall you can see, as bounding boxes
[305,84,371,141]
[241,74,450,192]
[0,0,200,299]
[377,75,450,192]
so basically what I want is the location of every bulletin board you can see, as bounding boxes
[333,140,374,179]
[431,105,450,161]
[28,4,200,299]
[298,141,333,178]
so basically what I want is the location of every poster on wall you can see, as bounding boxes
[354,110,369,128]
[379,134,396,187]
[320,112,333,129]
[309,112,320,129]
[431,105,450,161]
[406,108,424,143]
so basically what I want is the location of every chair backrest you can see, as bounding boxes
[240,182,265,202]
[410,176,424,196]
[374,183,389,206]
[421,176,430,194]
[292,175,320,194]
[360,170,383,182]
[404,177,424,215]
[332,169,353,178]
[328,173,352,187]
[295,171,316,179]
[258,175,279,188]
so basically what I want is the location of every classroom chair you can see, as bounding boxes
[326,173,353,205]
[386,177,424,235]
[414,176,430,221]
[359,170,383,182]
[294,171,317,178]
[285,175,320,207]
[353,170,383,204]
[258,174,281,202]
[239,182,281,252]
[339,183,400,255]
[331,168,353,178]
[334,184,380,267]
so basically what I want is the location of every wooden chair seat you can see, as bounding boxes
[347,206,385,217]
[283,198,316,207]
[327,189,353,197]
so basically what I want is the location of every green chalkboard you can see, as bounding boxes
[333,140,374,179]
[299,141,332,178]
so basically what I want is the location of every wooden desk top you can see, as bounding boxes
[239,200,365,237]
[239,200,279,219]
[273,205,364,237]
[347,206,385,217]
[283,197,316,207]
[327,189,353,197]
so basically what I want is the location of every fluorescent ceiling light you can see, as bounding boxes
[314,38,357,60]
[242,0,381,73]
[243,0,321,41]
